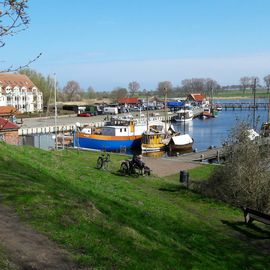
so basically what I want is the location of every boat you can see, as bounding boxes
[141,119,166,152]
[200,107,218,119]
[74,116,147,151]
[168,134,194,151]
[174,109,193,122]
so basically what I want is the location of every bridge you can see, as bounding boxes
[220,102,269,110]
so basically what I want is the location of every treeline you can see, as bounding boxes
[19,69,270,106]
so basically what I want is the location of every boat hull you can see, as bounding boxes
[174,117,193,122]
[74,133,142,151]
[169,142,193,151]
[141,143,166,152]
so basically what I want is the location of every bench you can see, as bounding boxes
[242,207,270,225]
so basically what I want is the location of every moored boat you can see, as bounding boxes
[174,109,193,122]
[168,134,194,151]
[74,117,146,151]
[141,131,166,152]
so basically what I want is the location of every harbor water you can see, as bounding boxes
[173,98,269,151]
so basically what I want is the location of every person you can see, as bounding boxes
[132,154,145,169]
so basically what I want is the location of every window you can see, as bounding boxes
[120,129,122,132]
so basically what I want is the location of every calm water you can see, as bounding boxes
[173,98,269,151]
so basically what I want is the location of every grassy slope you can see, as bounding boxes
[0,143,269,269]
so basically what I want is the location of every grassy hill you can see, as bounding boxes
[0,142,269,269]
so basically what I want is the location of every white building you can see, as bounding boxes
[0,73,43,113]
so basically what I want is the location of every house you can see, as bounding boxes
[117,97,140,105]
[0,117,20,145]
[0,73,43,113]
[187,93,209,107]
[0,105,18,118]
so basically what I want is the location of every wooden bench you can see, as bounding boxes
[242,207,270,225]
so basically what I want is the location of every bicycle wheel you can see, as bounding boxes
[103,160,111,171]
[96,157,103,169]
[120,162,129,175]
[132,164,141,177]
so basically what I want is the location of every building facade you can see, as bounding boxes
[0,73,43,113]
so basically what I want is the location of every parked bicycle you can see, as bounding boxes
[120,158,151,177]
[96,152,111,170]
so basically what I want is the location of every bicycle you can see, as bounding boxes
[120,159,151,177]
[96,152,111,171]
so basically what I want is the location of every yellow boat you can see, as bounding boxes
[141,131,166,152]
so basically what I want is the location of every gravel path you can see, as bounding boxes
[143,157,201,177]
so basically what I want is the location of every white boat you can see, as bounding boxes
[168,134,194,151]
[174,109,193,122]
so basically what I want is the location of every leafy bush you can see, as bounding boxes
[201,122,270,212]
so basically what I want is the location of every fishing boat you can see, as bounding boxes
[140,93,167,152]
[74,117,147,151]
[199,107,218,119]
[141,121,166,152]
[174,109,194,122]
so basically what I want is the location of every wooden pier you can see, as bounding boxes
[220,102,269,110]
[164,147,224,163]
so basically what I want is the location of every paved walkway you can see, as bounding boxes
[143,157,201,177]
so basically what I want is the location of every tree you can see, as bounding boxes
[201,121,270,212]
[0,0,41,72]
[157,81,173,97]
[264,74,270,94]
[128,81,140,96]
[181,78,205,94]
[86,86,96,99]
[205,78,219,98]
[62,80,82,101]
[19,68,55,106]
[110,87,128,100]
[240,77,251,94]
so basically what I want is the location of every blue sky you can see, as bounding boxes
[1,0,270,91]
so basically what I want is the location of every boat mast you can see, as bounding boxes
[164,88,167,133]
[146,91,149,132]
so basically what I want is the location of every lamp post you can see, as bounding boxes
[54,73,57,150]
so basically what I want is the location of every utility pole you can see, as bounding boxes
[164,88,167,133]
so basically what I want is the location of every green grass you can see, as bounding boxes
[0,143,269,269]
[214,89,269,99]
[0,246,18,270]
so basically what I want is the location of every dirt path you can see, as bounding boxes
[143,157,201,177]
[0,204,79,270]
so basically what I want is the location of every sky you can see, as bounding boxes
[1,0,270,91]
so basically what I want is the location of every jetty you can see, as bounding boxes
[220,102,269,110]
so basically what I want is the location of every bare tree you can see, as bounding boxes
[240,77,251,94]
[264,74,270,94]
[110,87,128,100]
[157,81,173,96]
[181,78,205,94]
[62,80,82,101]
[128,81,140,96]
[0,0,41,72]
[205,78,219,98]
[86,86,96,99]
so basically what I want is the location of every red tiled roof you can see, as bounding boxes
[0,73,36,93]
[0,117,19,130]
[0,106,17,115]
[118,97,139,104]
[188,93,206,102]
